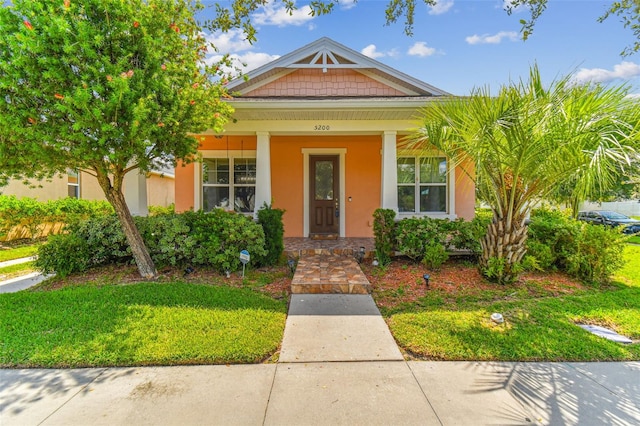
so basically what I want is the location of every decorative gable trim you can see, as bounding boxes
[227,37,449,97]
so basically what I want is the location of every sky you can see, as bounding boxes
[197,0,640,97]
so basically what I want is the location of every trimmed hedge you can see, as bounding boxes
[0,195,113,240]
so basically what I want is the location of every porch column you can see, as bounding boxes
[254,131,272,217]
[124,169,149,216]
[381,131,398,212]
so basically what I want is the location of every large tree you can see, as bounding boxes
[410,66,640,284]
[0,0,233,278]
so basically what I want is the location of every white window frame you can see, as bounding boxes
[67,170,80,199]
[198,150,257,215]
[396,151,454,219]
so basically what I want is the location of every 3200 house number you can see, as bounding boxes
[314,125,330,131]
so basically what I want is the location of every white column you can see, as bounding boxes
[254,131,272,217]
[381,131,398,212]
[124,169,149,216]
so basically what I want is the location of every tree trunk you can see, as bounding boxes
[479,213,528,284]
[96,170,157,279]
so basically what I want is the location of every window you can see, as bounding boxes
[67,170,80,198]
[397,157,447,213]
[202,158,256,213]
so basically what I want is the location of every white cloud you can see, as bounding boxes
[573,61,640,84]
[465,31,518,45]
[361,44,384,59]
[626,93,640,99]
[429,0,454,15]
[253,3,314,27]
[207,51,281,76]
[408,41,437,57]
[205,29,252,53]
[340,0,357,10]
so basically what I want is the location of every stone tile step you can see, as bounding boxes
[290,254,372,295]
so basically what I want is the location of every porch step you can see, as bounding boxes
[283,237,375,260]
[291,254,372,295]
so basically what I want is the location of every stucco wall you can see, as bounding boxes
[147,173,175,207]
[270,135,382,238]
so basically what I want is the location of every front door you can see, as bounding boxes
[310,155,339,237]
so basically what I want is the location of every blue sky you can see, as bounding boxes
[198,0,640,97]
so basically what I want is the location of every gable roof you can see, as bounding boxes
[227,37,449,97]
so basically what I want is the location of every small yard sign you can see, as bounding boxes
[240,250,250,277]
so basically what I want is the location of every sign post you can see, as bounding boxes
[239,250,250,278]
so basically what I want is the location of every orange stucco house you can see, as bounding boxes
[175,37,474,238]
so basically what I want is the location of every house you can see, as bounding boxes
[1,168,175,215]
[174,37,475,238]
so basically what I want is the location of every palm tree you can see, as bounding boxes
[410,65,640,284]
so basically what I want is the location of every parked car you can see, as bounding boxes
[577,210,640,234]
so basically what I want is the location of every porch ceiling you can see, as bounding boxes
[227,97,439,121]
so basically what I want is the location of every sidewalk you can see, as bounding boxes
[2,361,639,425]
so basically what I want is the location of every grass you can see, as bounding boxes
[0,281,287,368]
[0,261,36,280]
[0,242,40,262]
[380,245,640,361]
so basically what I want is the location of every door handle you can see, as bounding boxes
[335,200,339,217]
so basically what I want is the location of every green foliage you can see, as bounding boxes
[36,211,268,276]
[257,203,285,266]
[394,216,488,267]
[0,0,236,276]
[483,256,522,284]
[525,208,626,283]
[372,208,396,266]
[565,224,626,284]
[422,242,449,269]
[36,234,91,277]
[148,204,175,216]
[0,195,113,240]
[186,210,267,273]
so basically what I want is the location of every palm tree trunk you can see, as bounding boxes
[479,214,528,284]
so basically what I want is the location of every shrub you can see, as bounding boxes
[525,207,625,283]
[565,223,626,284]
[185,210,267,273]
[373,209,396,266]
[257,203,285,266]
[148,203,175,216]
[422,241,449,269]
[0,195,113,240]
[36,210,268,276]
[396,217,446,262]
[35,234,91,277]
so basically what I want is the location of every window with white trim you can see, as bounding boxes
[67,170,80,198]
[397,157,447,213]
[202,158,256,213]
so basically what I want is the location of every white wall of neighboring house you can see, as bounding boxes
[581,200,640,217]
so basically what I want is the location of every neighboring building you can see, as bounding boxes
[174,37,475,238]
[1,169,175,215]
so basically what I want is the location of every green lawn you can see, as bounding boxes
[0,282,287,367]
[0,243,40,262]
[382,245,640,361]
[0,261,36,280]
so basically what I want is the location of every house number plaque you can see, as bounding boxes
[314,125,330,131]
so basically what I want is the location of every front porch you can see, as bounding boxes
[283,238,375,295]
